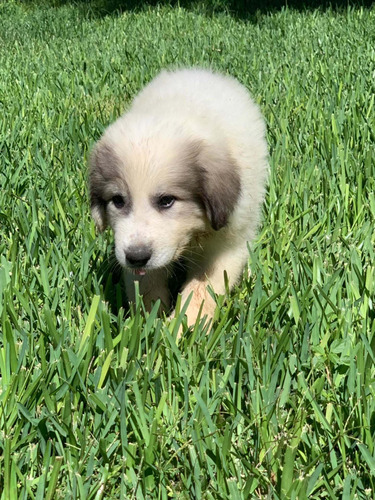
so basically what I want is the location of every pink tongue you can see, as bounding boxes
[134,269,146,276]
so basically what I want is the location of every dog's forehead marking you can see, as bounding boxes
[121,142,198,200]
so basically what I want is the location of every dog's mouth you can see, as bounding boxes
[133,268,147,276]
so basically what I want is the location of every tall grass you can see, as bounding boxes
[0,1,374,498]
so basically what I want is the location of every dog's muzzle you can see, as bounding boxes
[125,245,152,274]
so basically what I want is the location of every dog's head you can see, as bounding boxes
[89,119,240,274]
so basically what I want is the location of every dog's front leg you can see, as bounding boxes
[124,268,170,313]
[179,278,217,327]
[180,244,249,327]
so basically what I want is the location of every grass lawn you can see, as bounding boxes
[1,0,375,498]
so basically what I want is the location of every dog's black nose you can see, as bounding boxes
[126,246,152,268]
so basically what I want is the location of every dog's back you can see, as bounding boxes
[131,68,264,142]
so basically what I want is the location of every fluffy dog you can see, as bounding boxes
[89,68,268,326]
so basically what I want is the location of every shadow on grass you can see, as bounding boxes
[97,257,129,316]
[97,254,188,316]
[21,0,374,19]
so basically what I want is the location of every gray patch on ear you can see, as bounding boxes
[89,140,121,231]
[195,142,241,231]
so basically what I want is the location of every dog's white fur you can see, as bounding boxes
[90,68,268,326]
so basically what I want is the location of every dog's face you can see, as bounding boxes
[89,121,240,274]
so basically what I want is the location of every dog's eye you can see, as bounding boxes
[112,195,125,209]
[158,195,176,209]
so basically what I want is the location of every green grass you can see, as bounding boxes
[1,0,375,498]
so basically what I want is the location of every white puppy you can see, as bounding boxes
[90,68,268,326]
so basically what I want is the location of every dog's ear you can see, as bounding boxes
[195,142,241,231]
[89,140,119,232]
